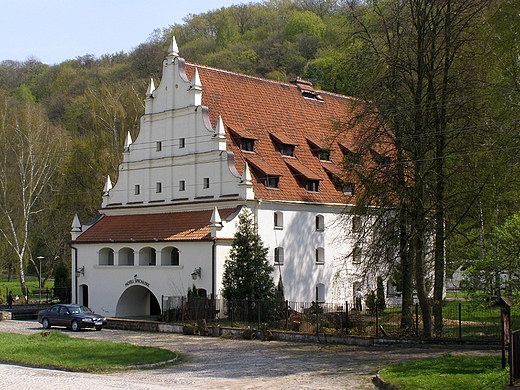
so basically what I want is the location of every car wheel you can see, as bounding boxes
[95,327,102,331]
[42,318,51,329]
[71,320,80,332]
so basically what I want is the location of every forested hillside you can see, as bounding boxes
[0,0,518,329]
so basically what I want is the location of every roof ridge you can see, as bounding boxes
[185,61,358,101]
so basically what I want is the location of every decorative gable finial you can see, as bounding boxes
[190,67,202,90]
[214,116,226,138]
[71,214,82,232]
[124,131,133,151]
[210,206,222,227]
[240,162,252,185]
[168,36,179,57]
[103,175,113,196]
[146,78,155,98]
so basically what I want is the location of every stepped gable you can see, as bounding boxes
[74,208,237,243]
[184,64,361,204]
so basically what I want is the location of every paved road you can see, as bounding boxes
[0,320,500,389]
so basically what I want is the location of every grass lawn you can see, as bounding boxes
[0,330,182,372]
[379,354,508,390]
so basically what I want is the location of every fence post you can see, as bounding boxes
[415,303,419,337]
[345,301,349,335]
[458,302,462,339]
[375,303,379,337]
[285,300,289,330]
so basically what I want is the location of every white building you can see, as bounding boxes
[70,38,368,318]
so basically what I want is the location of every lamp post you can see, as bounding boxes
[37,256,44,302]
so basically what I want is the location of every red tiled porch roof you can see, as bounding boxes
[73,208,239,243]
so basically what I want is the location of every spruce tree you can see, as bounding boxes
[222,209,275,306]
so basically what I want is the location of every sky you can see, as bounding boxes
[0,0,240,65]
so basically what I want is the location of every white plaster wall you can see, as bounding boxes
[255,202,353,305]
[73,241,213,317]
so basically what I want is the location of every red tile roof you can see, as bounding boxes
[74,208,239,243]
[185,64,363,204]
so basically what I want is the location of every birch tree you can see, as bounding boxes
[0,92,67,298]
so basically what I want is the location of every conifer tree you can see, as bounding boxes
[222,209,275,306]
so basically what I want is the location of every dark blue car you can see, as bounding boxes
[37,304,107,331]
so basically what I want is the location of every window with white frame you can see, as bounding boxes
[274,247,284,264]
[134,184,140,195]
[352,245,362,265]
[203,177,210,189]
[352,216,362,233]
[274,211,283,229]
[156,182,162,193]
[179,180,186,191]
[316,283,325,303]
[316,247,325,264]
[315,215,324,231]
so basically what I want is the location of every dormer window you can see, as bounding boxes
[307,180,319,192]
[241,138,255,152]
[319,148,331,161]
[282,144,294,157]
[266,175,279,189]
[343,183,355,196]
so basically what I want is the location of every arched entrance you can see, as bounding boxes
[115,285,160,318]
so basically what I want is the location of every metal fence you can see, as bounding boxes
[3,287,70,305]
[163,296,515,341]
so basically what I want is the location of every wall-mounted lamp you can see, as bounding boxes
[191,267,201,280]
[76,266,84,278]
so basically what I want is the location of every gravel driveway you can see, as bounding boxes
[0,320,500,389]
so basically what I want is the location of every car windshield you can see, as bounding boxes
[69,306,93,314]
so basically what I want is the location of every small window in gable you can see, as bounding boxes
[241,138,255,152]
[156,182,162,193]
[156,141,162,152]
[179,138,186,148]
[274,247,284,264]
[274,211,283,229]
[134,184,140,195]
[179,180,186,191]
[315,215,324,231]
[203,177,210,189]
[316,247,325,264]
[307,180,319,192]
[266,175,279,189]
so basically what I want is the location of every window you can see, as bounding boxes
[316,283,325,303]
[319,148,331,161]
[274,247,284,264]
[118,248,134,266]
[179,180,186,191]
[343,183,355,196]
[282,144,294,157]
[203,177,210,189]
[316,247,325,264]
[171,247,180,266]
[156,182,162,193]
[139,247,156,266]
[307,180,319,192]
[274,211,283,229]
[266,175,279,189]
[179,138,186,148]
[315,215,324,231]
[134,185,140,195]
[99,248,114,266]
[156,141,162,151]
[241,138,255,152]
[352,246,362,265]
[352,216,362,233]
